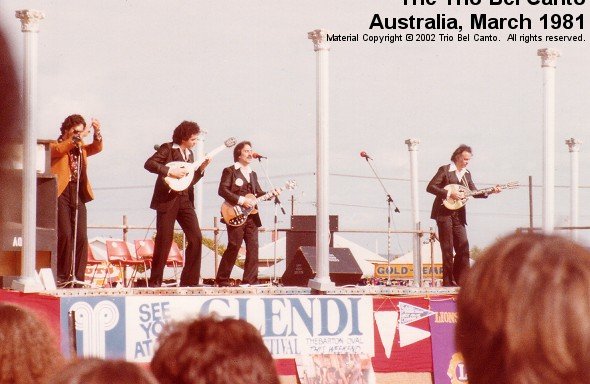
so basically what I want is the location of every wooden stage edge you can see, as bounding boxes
[46,284,459,297]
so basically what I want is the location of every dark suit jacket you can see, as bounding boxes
[426,164,485,225]
[218,165,265,227]
[144,142,204,211]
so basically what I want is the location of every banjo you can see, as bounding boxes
[442,181,519,210]
[164,137,237,192]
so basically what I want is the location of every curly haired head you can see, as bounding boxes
[151,315,279,384]
[0,303,64,384]
[456,232,590,384]
[60,114,86,135]
[172,121,200,145]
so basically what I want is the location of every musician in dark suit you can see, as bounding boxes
[51,115,103,286]
[427,144,500,287]
[145,121,210,287]
[216,141,277,287]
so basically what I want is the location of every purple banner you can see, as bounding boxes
[429,299,467,384]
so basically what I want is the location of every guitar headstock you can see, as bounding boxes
[284,179,297,190]
[225,137,237,147]
[503,181,520,189]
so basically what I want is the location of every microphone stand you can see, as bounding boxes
[256,156,285,286]
[62,143,93,289]
[362,155,400,286]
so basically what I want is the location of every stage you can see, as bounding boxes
[0,285,463,384]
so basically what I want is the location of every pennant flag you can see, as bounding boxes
[399,301,435,325]
[399,323,431,347]
[374,310,398,359]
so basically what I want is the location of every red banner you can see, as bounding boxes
[372,297,434,372]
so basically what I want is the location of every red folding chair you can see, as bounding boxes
[134,239,154,267]
[166,242,184,287]
[105,240,148,287]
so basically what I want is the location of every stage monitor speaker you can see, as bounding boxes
[286,215,338,267]
[281,246,363,287]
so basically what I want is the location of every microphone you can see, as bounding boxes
[252,152,267,160]
[360,151,372,161]
[154,144,161,151]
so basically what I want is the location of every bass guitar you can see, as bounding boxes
[221,180,297,226]
[442,181,519,210]
[164,137,237,192]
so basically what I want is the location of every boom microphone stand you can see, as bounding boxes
[255,154,285,286]
[360,152,400,286]
[62,143,93,289]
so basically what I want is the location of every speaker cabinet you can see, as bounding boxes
[286,215,338,267]
[0,171,57,287]
[281,246,363,287]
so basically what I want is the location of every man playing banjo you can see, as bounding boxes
[427,144,501,287]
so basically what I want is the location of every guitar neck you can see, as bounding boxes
[256,187,283,204]
[205,143,228,159]
[469,184,508,197]
[190,143,228,168]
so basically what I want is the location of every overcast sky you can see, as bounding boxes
[1,0,588,256]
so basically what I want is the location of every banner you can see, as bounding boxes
[429,299,467,384]
[59,295,374,362]
[372,297,435,372]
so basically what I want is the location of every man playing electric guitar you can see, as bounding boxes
[145,121,211,287]
[216,141,279,287]
[426,144,500,287]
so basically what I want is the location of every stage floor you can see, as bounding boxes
[48,284,459,297]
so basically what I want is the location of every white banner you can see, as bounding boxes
[125,295,374,362]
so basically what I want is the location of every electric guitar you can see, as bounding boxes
[164,137,237,192]
[221,180,297,226]
[442,181,519,210]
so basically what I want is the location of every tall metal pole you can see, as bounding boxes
[13,9,45,292]
[195,129,207,222]
[405,138,422,286]
[308,29,334,291]
[537,48,560,234]
[566,138,581,241]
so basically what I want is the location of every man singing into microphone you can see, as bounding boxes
[216,141,277,287]
[145,121,211,287]
[50,114,103,287]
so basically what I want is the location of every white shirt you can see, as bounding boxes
[234,162,252,182]
[447,163,469,198]
[448,162,469,184]
[234,162,253,205]
[172,143,191,162]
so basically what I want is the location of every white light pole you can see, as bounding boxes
[537,48,560,234]
[195,129,207,222]
[13,9,45,292]
[565,138,581,241]
[405,138,421,286]
[308,29,334,291]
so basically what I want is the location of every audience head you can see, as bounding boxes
[47,358,159,384]
[0,303,64,384]
[456,232,590,384]
[151,314,279,384]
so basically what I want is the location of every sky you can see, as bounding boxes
[1,0,589,257]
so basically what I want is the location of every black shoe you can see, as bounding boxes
[216,281,232,287]
[148,280,162,288]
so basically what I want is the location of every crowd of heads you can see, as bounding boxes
[0,301,278,384]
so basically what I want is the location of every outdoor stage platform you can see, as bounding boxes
[0,285,463,384]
